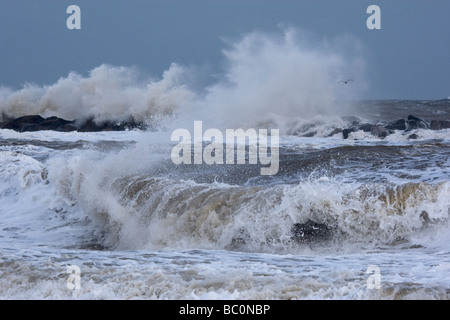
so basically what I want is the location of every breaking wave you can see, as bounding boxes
[43,148,450,253]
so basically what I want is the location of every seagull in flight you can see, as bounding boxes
[338,79,354,84]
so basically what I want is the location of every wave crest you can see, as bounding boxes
[48,152,449,252]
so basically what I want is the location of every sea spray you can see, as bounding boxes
[197,29,367,132]
[44,141,450,252]
[0,63,194,125]
[1,28,367,135]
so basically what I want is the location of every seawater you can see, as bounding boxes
[0,100,449,299]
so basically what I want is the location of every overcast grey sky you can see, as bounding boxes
[0,0,449,100]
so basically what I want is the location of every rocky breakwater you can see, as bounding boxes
[341,115,450,140]
[0,115,146,132]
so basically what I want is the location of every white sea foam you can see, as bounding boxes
[0,247,448,300]
[192,29,367,132]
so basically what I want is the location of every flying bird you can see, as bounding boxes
[338,79,354,84]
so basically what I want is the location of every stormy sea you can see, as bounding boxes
[0,32,449,300]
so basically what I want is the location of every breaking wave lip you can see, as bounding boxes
[0,150,99,248]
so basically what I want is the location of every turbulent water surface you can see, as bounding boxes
[0,32,449,299]
[0,99,449,300]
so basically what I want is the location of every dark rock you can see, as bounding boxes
[439,120,450,129]
[407,115,429,130]
[291,220,333,244]
[359,123,375,132]
[328,128,342,136]
[56,124,78,132]
[342,128,356,139]
[77,119,103,132]
[342,123,391,139]
[228,228,251,250]
[408,133,419,140]
[15,115,45,126]
[336,114,449,140]
[0,115,147,133]
[430,120,450,130]
[20,124,42,132]
[0,115,79,132]
[0,120,14,130]
[0,115,45,131]
[39,116,74,130]
[76,118,145,132]
[430,120,440,130]
[301,131,316,138]
[370,125,390,139]
[385,119,407,131]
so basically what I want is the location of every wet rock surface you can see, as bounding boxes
[291,220,334,244]
[1,114,449,138]
[338,115,448,139]
[0,115,145,132]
